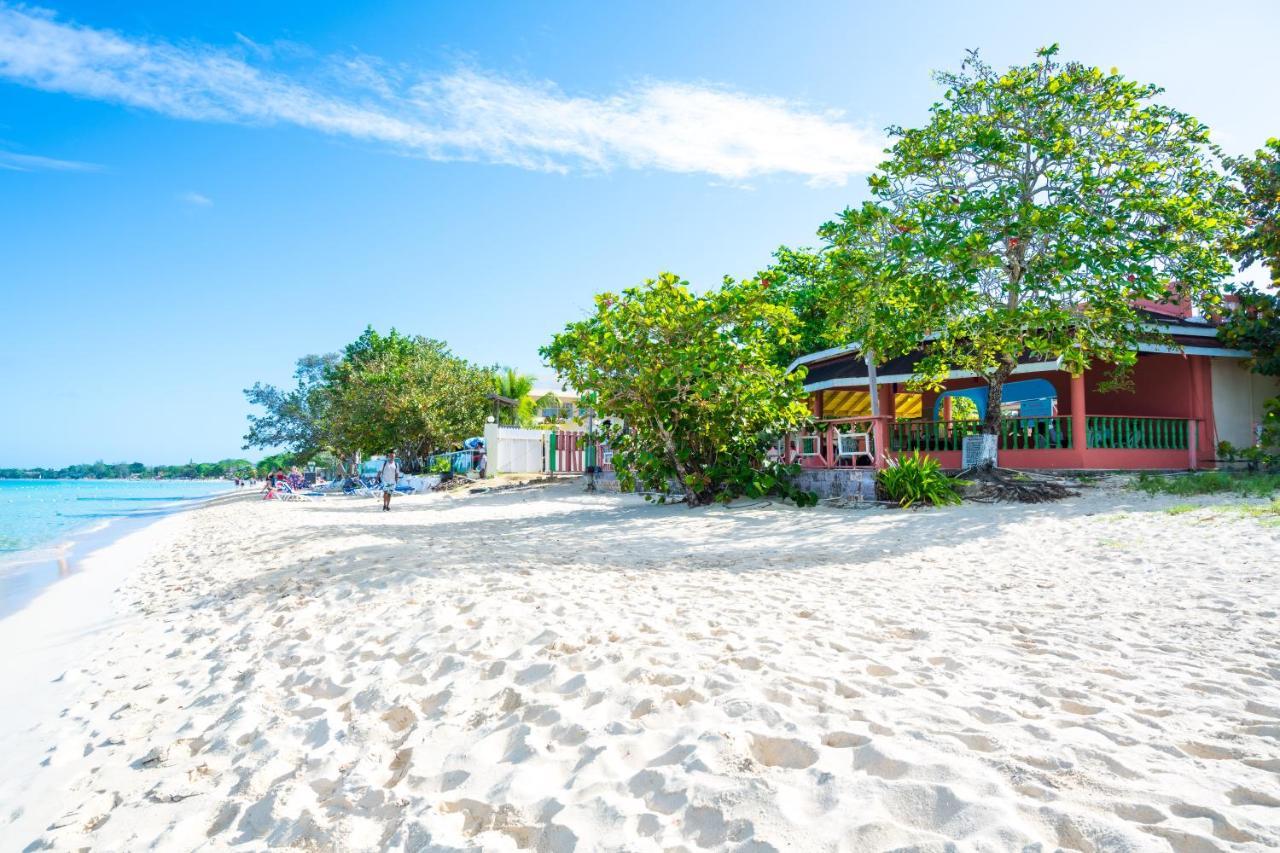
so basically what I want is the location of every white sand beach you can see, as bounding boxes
[3,480,1279,851]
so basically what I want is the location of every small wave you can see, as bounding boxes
[58,509,178,520]
[75,495,204,502]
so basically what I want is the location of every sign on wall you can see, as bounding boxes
[961,434,998,469]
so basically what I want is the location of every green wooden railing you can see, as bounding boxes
[891,418,982,452]
[890,416,1073,452]
[997,415,1073,450]
[1086,416,1187,450]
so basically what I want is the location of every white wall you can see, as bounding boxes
[1211,359,1280,447]
[486,425,547,474]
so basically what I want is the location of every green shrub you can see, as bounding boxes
[878,451,963,508]
[1134,471,1280,497]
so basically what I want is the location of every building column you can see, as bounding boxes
[1070,372,1087,462]
[1188,355,1215,469]
[877,384,894,420]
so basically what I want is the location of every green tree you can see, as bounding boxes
[492,366,538,426]
[542,272,814,507]
[325,328,491,470]
[243,353,344,465]
[816,201,948,369]
[763,246,840,361]
[873,46,1241,435]
[1220,286,1280,377]
[1225,138,1280,286]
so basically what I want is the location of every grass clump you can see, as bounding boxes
[1133,471,1280,498]
[1164,503,1197,515]
[1225,498,1280,525]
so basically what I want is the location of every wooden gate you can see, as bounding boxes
[548,430,585,473]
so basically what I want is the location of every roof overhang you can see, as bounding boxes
[803,358,1065,393]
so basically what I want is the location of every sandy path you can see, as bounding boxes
[7,481,1279,851]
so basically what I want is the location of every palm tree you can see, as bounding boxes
[492,367,538,426]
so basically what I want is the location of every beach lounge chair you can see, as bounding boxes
[344,477,380,497]
[277,482,313,502]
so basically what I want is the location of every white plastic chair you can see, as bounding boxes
[837,430,874,467]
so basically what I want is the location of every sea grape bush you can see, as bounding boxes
[542,272,816,507]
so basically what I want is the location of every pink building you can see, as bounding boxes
[787,304,1278,473]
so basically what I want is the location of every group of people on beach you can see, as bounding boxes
[260,467,308,500]
[252,446,486,511]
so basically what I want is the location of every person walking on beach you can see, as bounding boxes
[378,452,400,511]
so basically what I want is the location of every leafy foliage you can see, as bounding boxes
[541,272,815,507]
[492,366,538,426]
[817,202,946,366]
[1218,284,1280,466]
[761,246,841,360]
[877,451,963,508]
[243,329,491,473]
[324,328,492,470]
[1219,285,1280,377]
[1225,138,1280,286]
[243,354,341,463]
[871,46,1241,431]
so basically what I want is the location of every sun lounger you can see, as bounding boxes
[344,477,380,497]
[276,482,313,501]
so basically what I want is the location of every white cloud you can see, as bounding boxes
[179,190,212,206]
[0,5,883,185]
[0,149,101,171]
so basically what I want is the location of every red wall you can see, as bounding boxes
[1085,353,1193,418]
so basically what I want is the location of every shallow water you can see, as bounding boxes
[0,479,232,617]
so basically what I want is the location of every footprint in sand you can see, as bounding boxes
[1179,741,1241,760]
[748,734,818,769]
[1169,803,1259,844]
[945,732,998,752]
[1111,802,1166,825]
[1060,699,1104,715]
[1227,785,1280,807]
[822,731,871,749]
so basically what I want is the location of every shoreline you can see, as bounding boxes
[0,489,251,844]
[0,484,238,621]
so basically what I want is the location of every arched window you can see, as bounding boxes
[934,379,1058,420]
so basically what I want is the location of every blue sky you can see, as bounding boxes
[1,1,1277,467]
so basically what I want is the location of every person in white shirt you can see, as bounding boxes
[378,451,400,512]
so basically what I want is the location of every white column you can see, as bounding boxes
[483,422,500,479]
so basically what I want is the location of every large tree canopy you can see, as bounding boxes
[324,328,492,468]
[870,45,1241,432]
[542,273,814,507]
[244,329,491,473]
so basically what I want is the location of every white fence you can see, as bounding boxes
[484,424,547,474]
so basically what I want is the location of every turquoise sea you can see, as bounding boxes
[0,479,233,616]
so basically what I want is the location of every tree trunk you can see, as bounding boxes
[983,379,1005,435]
[653,417,700,506]
[982,360,1017,436]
